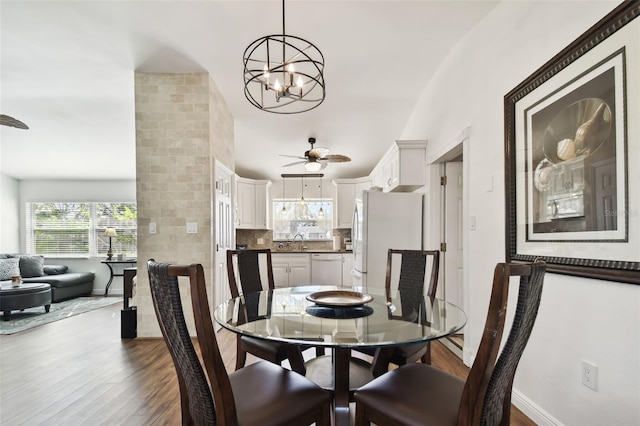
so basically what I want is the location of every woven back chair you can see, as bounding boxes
[227,249,322,375]
[148,259,331,426]
[354,259,546,426]
[364,249,440,377]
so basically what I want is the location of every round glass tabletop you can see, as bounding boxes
[214,285,466,348]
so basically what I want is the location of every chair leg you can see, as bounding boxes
[235,336,247,370]
[354,402,371,426]
[421,344,431,365]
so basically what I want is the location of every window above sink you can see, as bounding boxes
[272,199,333,241]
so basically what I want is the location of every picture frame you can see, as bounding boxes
[504,1,640,284]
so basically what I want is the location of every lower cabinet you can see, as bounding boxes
[272,253,311,288]
[272,252,354,288]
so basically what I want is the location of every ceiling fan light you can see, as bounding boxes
[305,161,323,172]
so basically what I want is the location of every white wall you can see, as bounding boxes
[401,1,639,425]
[1,173,20,252]
[17,179,136,294]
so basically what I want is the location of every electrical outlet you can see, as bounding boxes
[186,222,198,234]
[582,360,598,391]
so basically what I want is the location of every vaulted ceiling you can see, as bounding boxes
[0,0,498,182]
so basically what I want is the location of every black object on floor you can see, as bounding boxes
[121,306,137,338]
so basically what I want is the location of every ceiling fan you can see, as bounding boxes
[280,137,351,171]
[0,115,29,129]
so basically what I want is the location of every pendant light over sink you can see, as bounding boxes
[318,175,324,217]
[243,0,325,114]
[281,177,287,216]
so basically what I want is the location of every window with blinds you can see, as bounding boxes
[26,202,137,257]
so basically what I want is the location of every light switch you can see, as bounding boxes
[486,174,494,192]
[186,222,198,234]
[149,223,157,234]
[469,216,477,231]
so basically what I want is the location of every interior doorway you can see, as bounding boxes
[441,160,464,357]
[427,128,469,361]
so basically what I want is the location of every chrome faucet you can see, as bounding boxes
[291,233,306,251]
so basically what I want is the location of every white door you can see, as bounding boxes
[215,162,234,326]
[443,162,464,309]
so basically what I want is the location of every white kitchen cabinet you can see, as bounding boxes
[370,140,427,192]
[333,177,370,229]
[334,181,355,228]
[255,183,268,228]
[342,253,353,288]
[236,176,271,229]
[272,253,310,287]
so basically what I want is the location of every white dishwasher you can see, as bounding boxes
[311,253,343,286]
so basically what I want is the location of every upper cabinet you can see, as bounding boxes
[236,176,272,229]
[370,140,427,192]
[334,181,355,228]
[333,177,371,229]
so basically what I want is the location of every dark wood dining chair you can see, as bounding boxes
[147,259,331,426]
[227,249,322,376]
[357,249,440,377]
[354,259,546,426]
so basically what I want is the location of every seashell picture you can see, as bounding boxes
[541,98,612,164]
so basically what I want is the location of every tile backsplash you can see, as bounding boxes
[237,228,351,251]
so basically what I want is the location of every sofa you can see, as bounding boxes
[0,254,94,302]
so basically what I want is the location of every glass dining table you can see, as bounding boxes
[214,285,467,426]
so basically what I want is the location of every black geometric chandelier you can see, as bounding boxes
[243,0,325,114]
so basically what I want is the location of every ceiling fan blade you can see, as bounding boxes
[309,147,330,158]
[0,114,29,129]
[321,154,351,163]
[282,160,307,167]
[279,154,307,160]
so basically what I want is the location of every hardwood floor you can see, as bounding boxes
[0,302,536,425]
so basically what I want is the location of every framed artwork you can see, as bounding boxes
[504,1,640,284]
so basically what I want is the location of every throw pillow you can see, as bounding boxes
[19,255,45,278]
[0,258,20,280]
[43,264,69,275]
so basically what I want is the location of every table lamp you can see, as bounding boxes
[104,228,117,260]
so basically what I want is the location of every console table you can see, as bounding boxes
[101,259,137,296]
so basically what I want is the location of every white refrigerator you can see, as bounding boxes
[352,190,423,291]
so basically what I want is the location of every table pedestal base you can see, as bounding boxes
[305,354,374,392]
[304,350,374,426]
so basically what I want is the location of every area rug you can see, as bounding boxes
[0,296,121,335]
